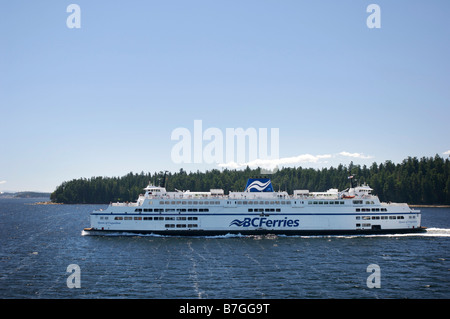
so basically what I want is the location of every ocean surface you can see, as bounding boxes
[0,198,449,299]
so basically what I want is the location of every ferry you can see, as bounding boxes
[83,177,426,236]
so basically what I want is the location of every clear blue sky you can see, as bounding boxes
[1,1,449,192]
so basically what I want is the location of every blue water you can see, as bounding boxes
[0,198,449,299]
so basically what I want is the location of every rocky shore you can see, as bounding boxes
[33,201,63,205]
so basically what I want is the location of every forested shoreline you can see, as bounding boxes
[50,155,450,205]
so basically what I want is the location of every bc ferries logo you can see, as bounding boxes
[245,178,274,192]
[230,217,300,228]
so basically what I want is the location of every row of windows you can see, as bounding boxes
[165,224,198,228]
[110,216,199,221]
[248,208,281,212]
[356,223,372,227]
[232,200,295,205]
[138,200,307,210]
[135,208,209,213]
[308,201,345,205]
[148,199,379,206]
[159,200,220,205]
[353,200,376,205]
[355,215,409,220]
[356,208,388,212]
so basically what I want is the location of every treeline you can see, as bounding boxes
[50,155,450,205]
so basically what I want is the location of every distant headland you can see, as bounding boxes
[0,191,51,199]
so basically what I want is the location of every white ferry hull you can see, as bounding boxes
[85,208,425,236]
[84,178,425,236]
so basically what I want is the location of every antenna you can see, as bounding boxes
[348,175,355,188]
[161,171,168,188]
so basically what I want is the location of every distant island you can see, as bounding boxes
[0,191,51,199]
[49,155,450,205]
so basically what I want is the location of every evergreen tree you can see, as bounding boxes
[50,155,450,205]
